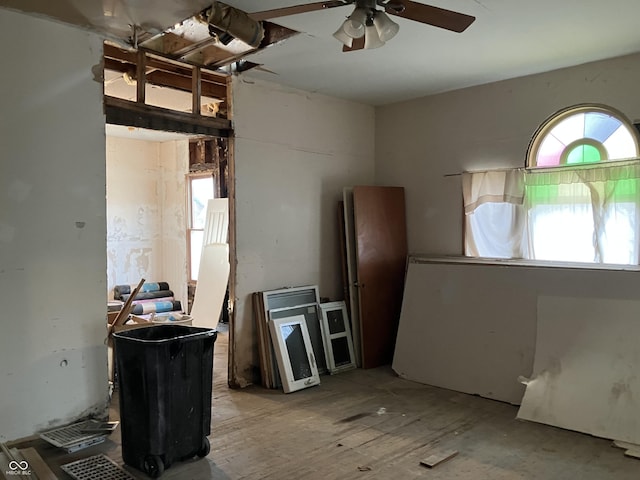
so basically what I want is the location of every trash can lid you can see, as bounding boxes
[113,325,217,343]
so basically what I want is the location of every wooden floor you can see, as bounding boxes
[12,324,639,479]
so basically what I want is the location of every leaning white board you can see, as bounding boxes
[190,243,229,329]
[392,259,535,404]
[517,295,640,444]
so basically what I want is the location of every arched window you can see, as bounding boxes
[524,104,640,264]
[465,104,640,265]
[527,104,639,168]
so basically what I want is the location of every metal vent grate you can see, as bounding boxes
[61,454,138,480]
[40,420,107,452]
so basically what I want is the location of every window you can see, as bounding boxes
[464,104,640,265]
[188,174,214,281]
[527,105,638,167]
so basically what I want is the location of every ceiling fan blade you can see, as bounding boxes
[342,36,365,52]
[249,1,352,21]
[385,1,475,33]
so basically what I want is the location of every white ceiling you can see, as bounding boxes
[4,1,640,105]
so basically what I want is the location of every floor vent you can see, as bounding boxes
[40,420,107,452]
[61,454,137,480]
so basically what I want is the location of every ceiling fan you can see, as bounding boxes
[246,0,475,51]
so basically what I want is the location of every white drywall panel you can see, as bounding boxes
[231,77,375,385]
[518,296,640,444]
[393,260,536,404]
[191,243,230,329]
[393,258,640,405]
[0,10,107,440]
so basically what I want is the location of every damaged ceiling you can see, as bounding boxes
[3,1,640,105]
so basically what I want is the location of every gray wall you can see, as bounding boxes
[0,9,108,440]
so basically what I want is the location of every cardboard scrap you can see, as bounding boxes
[420,449,459,468]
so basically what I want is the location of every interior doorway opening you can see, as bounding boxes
[103,40,236,386]
[105,124,234,386]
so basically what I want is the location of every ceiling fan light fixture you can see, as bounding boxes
[364,23,385,49]
[333,23,353,47]
[343,7,368,38]
[372,11,399,42]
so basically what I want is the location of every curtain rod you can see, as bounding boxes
[444,158,640,178]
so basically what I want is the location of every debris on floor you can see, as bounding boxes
[420,449,459,468]
[612,440,640,460]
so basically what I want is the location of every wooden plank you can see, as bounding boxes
[337,201,350,314]
[613,440,640,450]
[112,278,145,327]
[136,49,146,104]
[0,453,10,480]
[253,293,272,388]
[192,66,202,115]
[6,448,35,480]
[19,447,58,480]
[104,96,232,138]
[420,449,459,468]
[625,449,640,459]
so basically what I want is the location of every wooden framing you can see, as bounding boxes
[105,44,227,93]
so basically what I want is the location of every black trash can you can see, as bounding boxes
[113,325,217,478]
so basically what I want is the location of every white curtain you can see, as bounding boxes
[525,161,640,264]
[463,161,640,264]
[462,169,527,258]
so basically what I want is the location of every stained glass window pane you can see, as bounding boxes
[566,144,601,165]
[550,113,584,145]
[584,112,620,142]
[603,126,637,160]
[536,134,564,167]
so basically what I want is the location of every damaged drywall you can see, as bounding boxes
[106,136,188,307]
[517,296,640,444]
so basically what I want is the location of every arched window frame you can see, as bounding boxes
[526,104,640,168]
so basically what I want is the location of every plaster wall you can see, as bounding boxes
[231,77,375,385]
[0,9,108,440]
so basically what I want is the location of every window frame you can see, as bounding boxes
[187,172,215,283]
[526,103,639,168]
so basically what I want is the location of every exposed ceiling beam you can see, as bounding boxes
[105,96,232,138]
